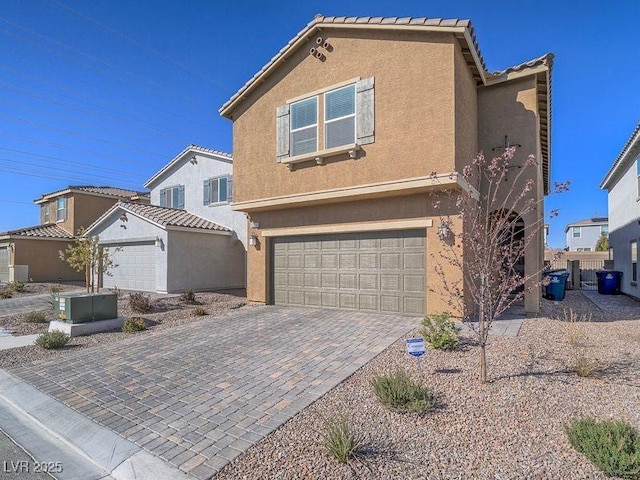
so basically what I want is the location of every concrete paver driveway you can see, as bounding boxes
[8,306,416,479]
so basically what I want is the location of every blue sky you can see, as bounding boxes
[0,0,638,248]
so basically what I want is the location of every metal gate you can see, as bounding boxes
[579,260,605,290]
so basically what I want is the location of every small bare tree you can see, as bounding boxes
[59,229,119,293]
[432,147,568,382]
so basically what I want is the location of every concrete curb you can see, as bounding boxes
[0,369,187,480]
[0,334,38,350]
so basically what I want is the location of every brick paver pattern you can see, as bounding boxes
[8,306,415,479]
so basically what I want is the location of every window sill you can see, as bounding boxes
[207,201,230,207]
[281,143,360,171]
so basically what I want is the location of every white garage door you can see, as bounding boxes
[0,247,9,283]
[273,230,426,315]
[103,242,156,292]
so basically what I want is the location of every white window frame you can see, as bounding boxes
[637,158,640,198]
[572,226,581,238]
[324,84,356,150]
[601,225,609,236]
[56,197,67,222]
[160,185,184,209]
[632,240,638,284]
[205,175,232,205]
[289,96,318,157]
[44,203,50,223]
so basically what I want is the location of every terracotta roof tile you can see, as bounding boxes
[1,224,73,239]
[119,203,231,232]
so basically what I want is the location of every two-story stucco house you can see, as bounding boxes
[85,145,246,293]
[0,186,149,283]
[601,122,640,298]
[219,15,552,316]
[564,217,608,251]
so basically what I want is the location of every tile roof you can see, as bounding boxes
[565,217,608,231]
[0,224,73,239]
[490,53,554,76]
[144,145,232,189]
[108,202,231,232]
[36,185,149,203]
[601,121,640,190]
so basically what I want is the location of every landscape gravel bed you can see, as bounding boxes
[216,291,640,479]
[0,281,84,298]
[0,289,248,367]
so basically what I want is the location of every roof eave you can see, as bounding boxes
[219,21,486,118]
[601,125,640,190]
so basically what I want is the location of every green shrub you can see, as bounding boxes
[180,289,198,304]
[566,418,640,478]
[0,289,12,299]
[191,307,208,316]
[371,371,435,414]
[35,330,70,349]
[420,312,461,351]
[24,311,48,324]
[321,416,365,464]
[8,281,25,292]
[122,317,147,333]
[129,292,152,313]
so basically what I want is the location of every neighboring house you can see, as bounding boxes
[600,121,640,298]
[85,145,246,293]
[564,217,608,251]
[0,186,149,283]
[219,15,552,316]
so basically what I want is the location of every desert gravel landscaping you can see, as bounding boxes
[0,288,247,367]
[216,291,640,479]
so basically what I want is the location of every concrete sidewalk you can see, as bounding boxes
[582,290,640,312]
[0,294,53,317]
[0,334,38,350]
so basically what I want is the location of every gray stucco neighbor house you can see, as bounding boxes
[85,145,247,293]
[601,121,640,298]
[564,217,608,251]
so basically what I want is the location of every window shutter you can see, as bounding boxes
[276,104,290,162]
[203,179,211,205]
[227,176,233,202]
[159,189,166,207]
[178,186,185,209]
[356,77,375,145]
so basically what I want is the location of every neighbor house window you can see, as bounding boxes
[324,84,356,149]
[601,225,609,237]
[56,197,67,221]
[637,158,640,197]
[572,226,581,238]
[576,247,592,252]
[290,96,318,156]
[632,240,638,283]
[159,185,185,209]
[203,175,233,205]
[44,203,50,223]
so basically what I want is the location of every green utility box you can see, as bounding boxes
[56,293,118,324]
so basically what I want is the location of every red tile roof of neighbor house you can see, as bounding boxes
[35,186,149,204]
[89,202,231,233]
[0,224,74,239]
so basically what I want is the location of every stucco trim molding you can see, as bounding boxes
[232,173,476,212]
[261,218,433,238]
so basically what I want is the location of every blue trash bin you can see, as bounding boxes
[545,271,569,301]
[596,271,622,295]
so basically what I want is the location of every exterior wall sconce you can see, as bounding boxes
[155,237,164,250]
[249,234,259,247]
[437,221,451,241]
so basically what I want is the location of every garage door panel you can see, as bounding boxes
[104,242,155,292]
[273,230,425,315]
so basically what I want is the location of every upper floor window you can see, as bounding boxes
[601,225,609,237]
[203,175,233,205]
[324,84,356,149]
[44,203,50,223]
[637,158,640,197]
[160,185,185,209]
[56,197,67,222]
[276,77,375,164]
[572,226,581,238]
[290,97,318,156]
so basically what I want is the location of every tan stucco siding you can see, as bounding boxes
[13,238,83,282]
[477,76,543,312]
[245,193,462,315]
[231,30,458,203]
[454,42,478,171]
